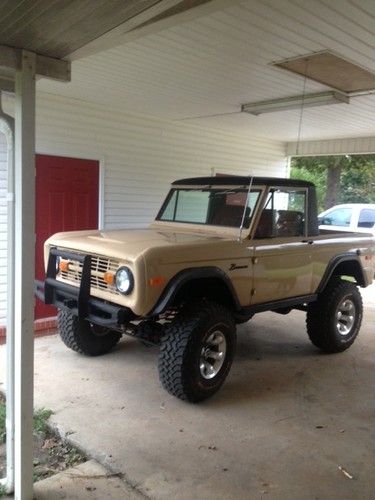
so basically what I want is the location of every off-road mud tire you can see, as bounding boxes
[58,309,121,356]
[306,278,363,353]
[158,301,236,402]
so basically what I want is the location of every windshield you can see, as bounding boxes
[157,188,261,228]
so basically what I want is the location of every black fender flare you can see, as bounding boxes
[148,266,242,316]
[317,252,366,292]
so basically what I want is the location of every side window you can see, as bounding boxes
[254,188,306,238]
[322,208,352,227]
[358,209,375,229]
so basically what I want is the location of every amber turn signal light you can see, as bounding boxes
[149,276,166,286]
[59,260,69,272]
[103,272,115,285]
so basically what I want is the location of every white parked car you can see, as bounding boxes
[318,203,375,235]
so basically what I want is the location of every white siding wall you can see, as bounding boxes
[0,132,8,321]
[287,137,375,157]
[32,94,287,229]
[0,92,287,322]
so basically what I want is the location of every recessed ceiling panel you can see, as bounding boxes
[274,51,375,93]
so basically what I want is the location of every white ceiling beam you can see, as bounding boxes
[34,53,71,82]
[287,136,375,157]
[69,0,245,60]
[0,77,14,92]
[0,45,70,82]
[69,0,182,59]
[0,45,17,69]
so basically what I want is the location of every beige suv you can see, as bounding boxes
[36,176,375,402]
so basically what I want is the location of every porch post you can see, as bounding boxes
[13,50,36,500]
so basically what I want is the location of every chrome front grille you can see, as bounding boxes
[90,255,119,291]
[58,252,120,295]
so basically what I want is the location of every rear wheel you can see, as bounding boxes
[306,278,363,353]
[58,309,121,356]
[158,301,236,402]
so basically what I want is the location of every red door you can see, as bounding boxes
[35,155,99,320]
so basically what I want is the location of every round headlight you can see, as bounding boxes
[115,266,134,295]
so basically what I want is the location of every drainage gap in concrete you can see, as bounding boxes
[0,392,87,486]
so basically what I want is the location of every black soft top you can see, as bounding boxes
[172,176,314,188]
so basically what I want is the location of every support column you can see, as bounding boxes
[14,50,36,500]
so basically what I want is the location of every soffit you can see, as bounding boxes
[0,0,210,59]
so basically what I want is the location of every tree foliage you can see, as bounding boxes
[291,155,375,212]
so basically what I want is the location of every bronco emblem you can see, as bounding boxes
[229,263,248,271]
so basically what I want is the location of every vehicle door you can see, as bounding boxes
[248,187,314,304]
[319,206,354,232]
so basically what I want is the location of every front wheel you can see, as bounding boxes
[58,309,121,356]
[306,278,363,353]
[158,301,236,402]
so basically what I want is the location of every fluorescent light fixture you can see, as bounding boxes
[241,91,349,115]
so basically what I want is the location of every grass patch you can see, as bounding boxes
[33,408,54,435]
[0,395,86,487]
[0,399,54,443]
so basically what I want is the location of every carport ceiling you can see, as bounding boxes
[0,0,211,58]
[10,0,375,142]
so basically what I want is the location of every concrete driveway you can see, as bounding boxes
[2,284,375,499]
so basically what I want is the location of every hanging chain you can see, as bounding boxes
[296,59,309,156]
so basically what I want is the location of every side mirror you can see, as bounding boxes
[321,217,332,225]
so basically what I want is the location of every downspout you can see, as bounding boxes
[0,92,15,494]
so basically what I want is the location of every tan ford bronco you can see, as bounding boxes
[36,176,375,402]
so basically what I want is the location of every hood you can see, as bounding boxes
[46,227,225,261]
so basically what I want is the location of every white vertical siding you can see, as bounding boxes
[0,132,7,321]
[0,92,287,322]
[287,137,375,157]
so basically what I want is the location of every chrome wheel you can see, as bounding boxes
[336,298,356,336]
[307,279,362,353]
[200,330,227,380]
